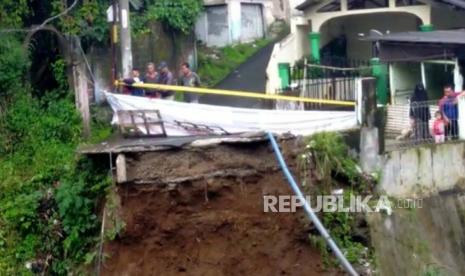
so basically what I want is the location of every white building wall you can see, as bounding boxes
[266,16,309,93]
[266,1,465,95]
[228,0,242,43]
[195,12,208,43]
[266,34,297,94]
[295,23,310,61]
[240,3,265,42]
[319,19,344,50]
[305,3,430,32]
[339,13,419,60]
[196,0,283,47]
[196,5,230,47]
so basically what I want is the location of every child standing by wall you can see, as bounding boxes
[432,111,445,143]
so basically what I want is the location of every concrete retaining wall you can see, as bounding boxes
[379,142,465,198]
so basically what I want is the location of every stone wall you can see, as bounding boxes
[379,142,465,198]
[89,21,196,102]
[368,192,465,276]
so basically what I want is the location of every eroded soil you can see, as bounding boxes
[102,140,336,276]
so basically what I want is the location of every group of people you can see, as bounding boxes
[409,84,465,143]
[122,61,201,103]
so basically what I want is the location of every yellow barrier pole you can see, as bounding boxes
[115,81,356,107]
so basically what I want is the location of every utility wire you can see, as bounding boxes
[1,0,97,88]
[39,0,79,28]
[77,39,96,84]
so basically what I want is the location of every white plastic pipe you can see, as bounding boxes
[267,132,359,276]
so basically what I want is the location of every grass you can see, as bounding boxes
[197,39,271,87]
[299,132,376,269]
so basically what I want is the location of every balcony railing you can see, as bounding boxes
[385,98,465,150]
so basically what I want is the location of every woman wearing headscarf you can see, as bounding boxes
[409,83,431,141]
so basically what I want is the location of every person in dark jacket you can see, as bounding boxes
[157,61,175,100]
[122,68,144,96]
[409,83,431,141]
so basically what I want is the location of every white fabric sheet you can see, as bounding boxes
[105,92,358,136]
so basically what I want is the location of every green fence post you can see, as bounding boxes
[278,63,290,90]
[371,57,388,105]
[308,32,321,64]
[420,24,434,32]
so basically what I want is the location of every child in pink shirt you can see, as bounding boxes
[432,111,445,143]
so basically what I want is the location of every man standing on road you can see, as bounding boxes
[179,62,201,103]
[157,61,175,100]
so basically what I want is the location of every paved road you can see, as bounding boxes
[200,42,275,108]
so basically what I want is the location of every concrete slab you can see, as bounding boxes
[78,132,270,155]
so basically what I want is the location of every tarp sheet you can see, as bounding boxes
[105,92,357,136]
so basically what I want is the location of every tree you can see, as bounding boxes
[0,0,29,28]
[145,0,203,34]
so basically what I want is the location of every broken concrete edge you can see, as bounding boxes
[79,129,363,186]
[78,128,361,156]
[77,131,295,155]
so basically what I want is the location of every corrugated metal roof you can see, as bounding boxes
[362,29,465,45]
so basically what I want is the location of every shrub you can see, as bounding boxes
[0,53,110,273]
[0,35,29,99]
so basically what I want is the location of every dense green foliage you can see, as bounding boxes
[144,0,203,34]
[0,35,30,101]
[0,0,29,27]
[51,0,109,43]
[1,0,202,44]
[302,132,360,187]
[128,0,204,36]
[0,35,111,273]
[0,0,268,273]
[198,39,271,87]
[0,0,203,40]
[300,132,374,268]
[0,0,205,273]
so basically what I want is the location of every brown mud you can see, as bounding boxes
[102,140,338,276]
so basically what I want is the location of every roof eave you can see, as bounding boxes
[296,0,318,11]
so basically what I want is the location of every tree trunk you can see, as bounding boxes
[72,61,91,137]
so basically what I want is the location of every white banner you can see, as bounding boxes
[105,92,357,136]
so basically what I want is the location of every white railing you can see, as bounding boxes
[385,97,465,150]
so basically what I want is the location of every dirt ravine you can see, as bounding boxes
[102,140,333,276]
